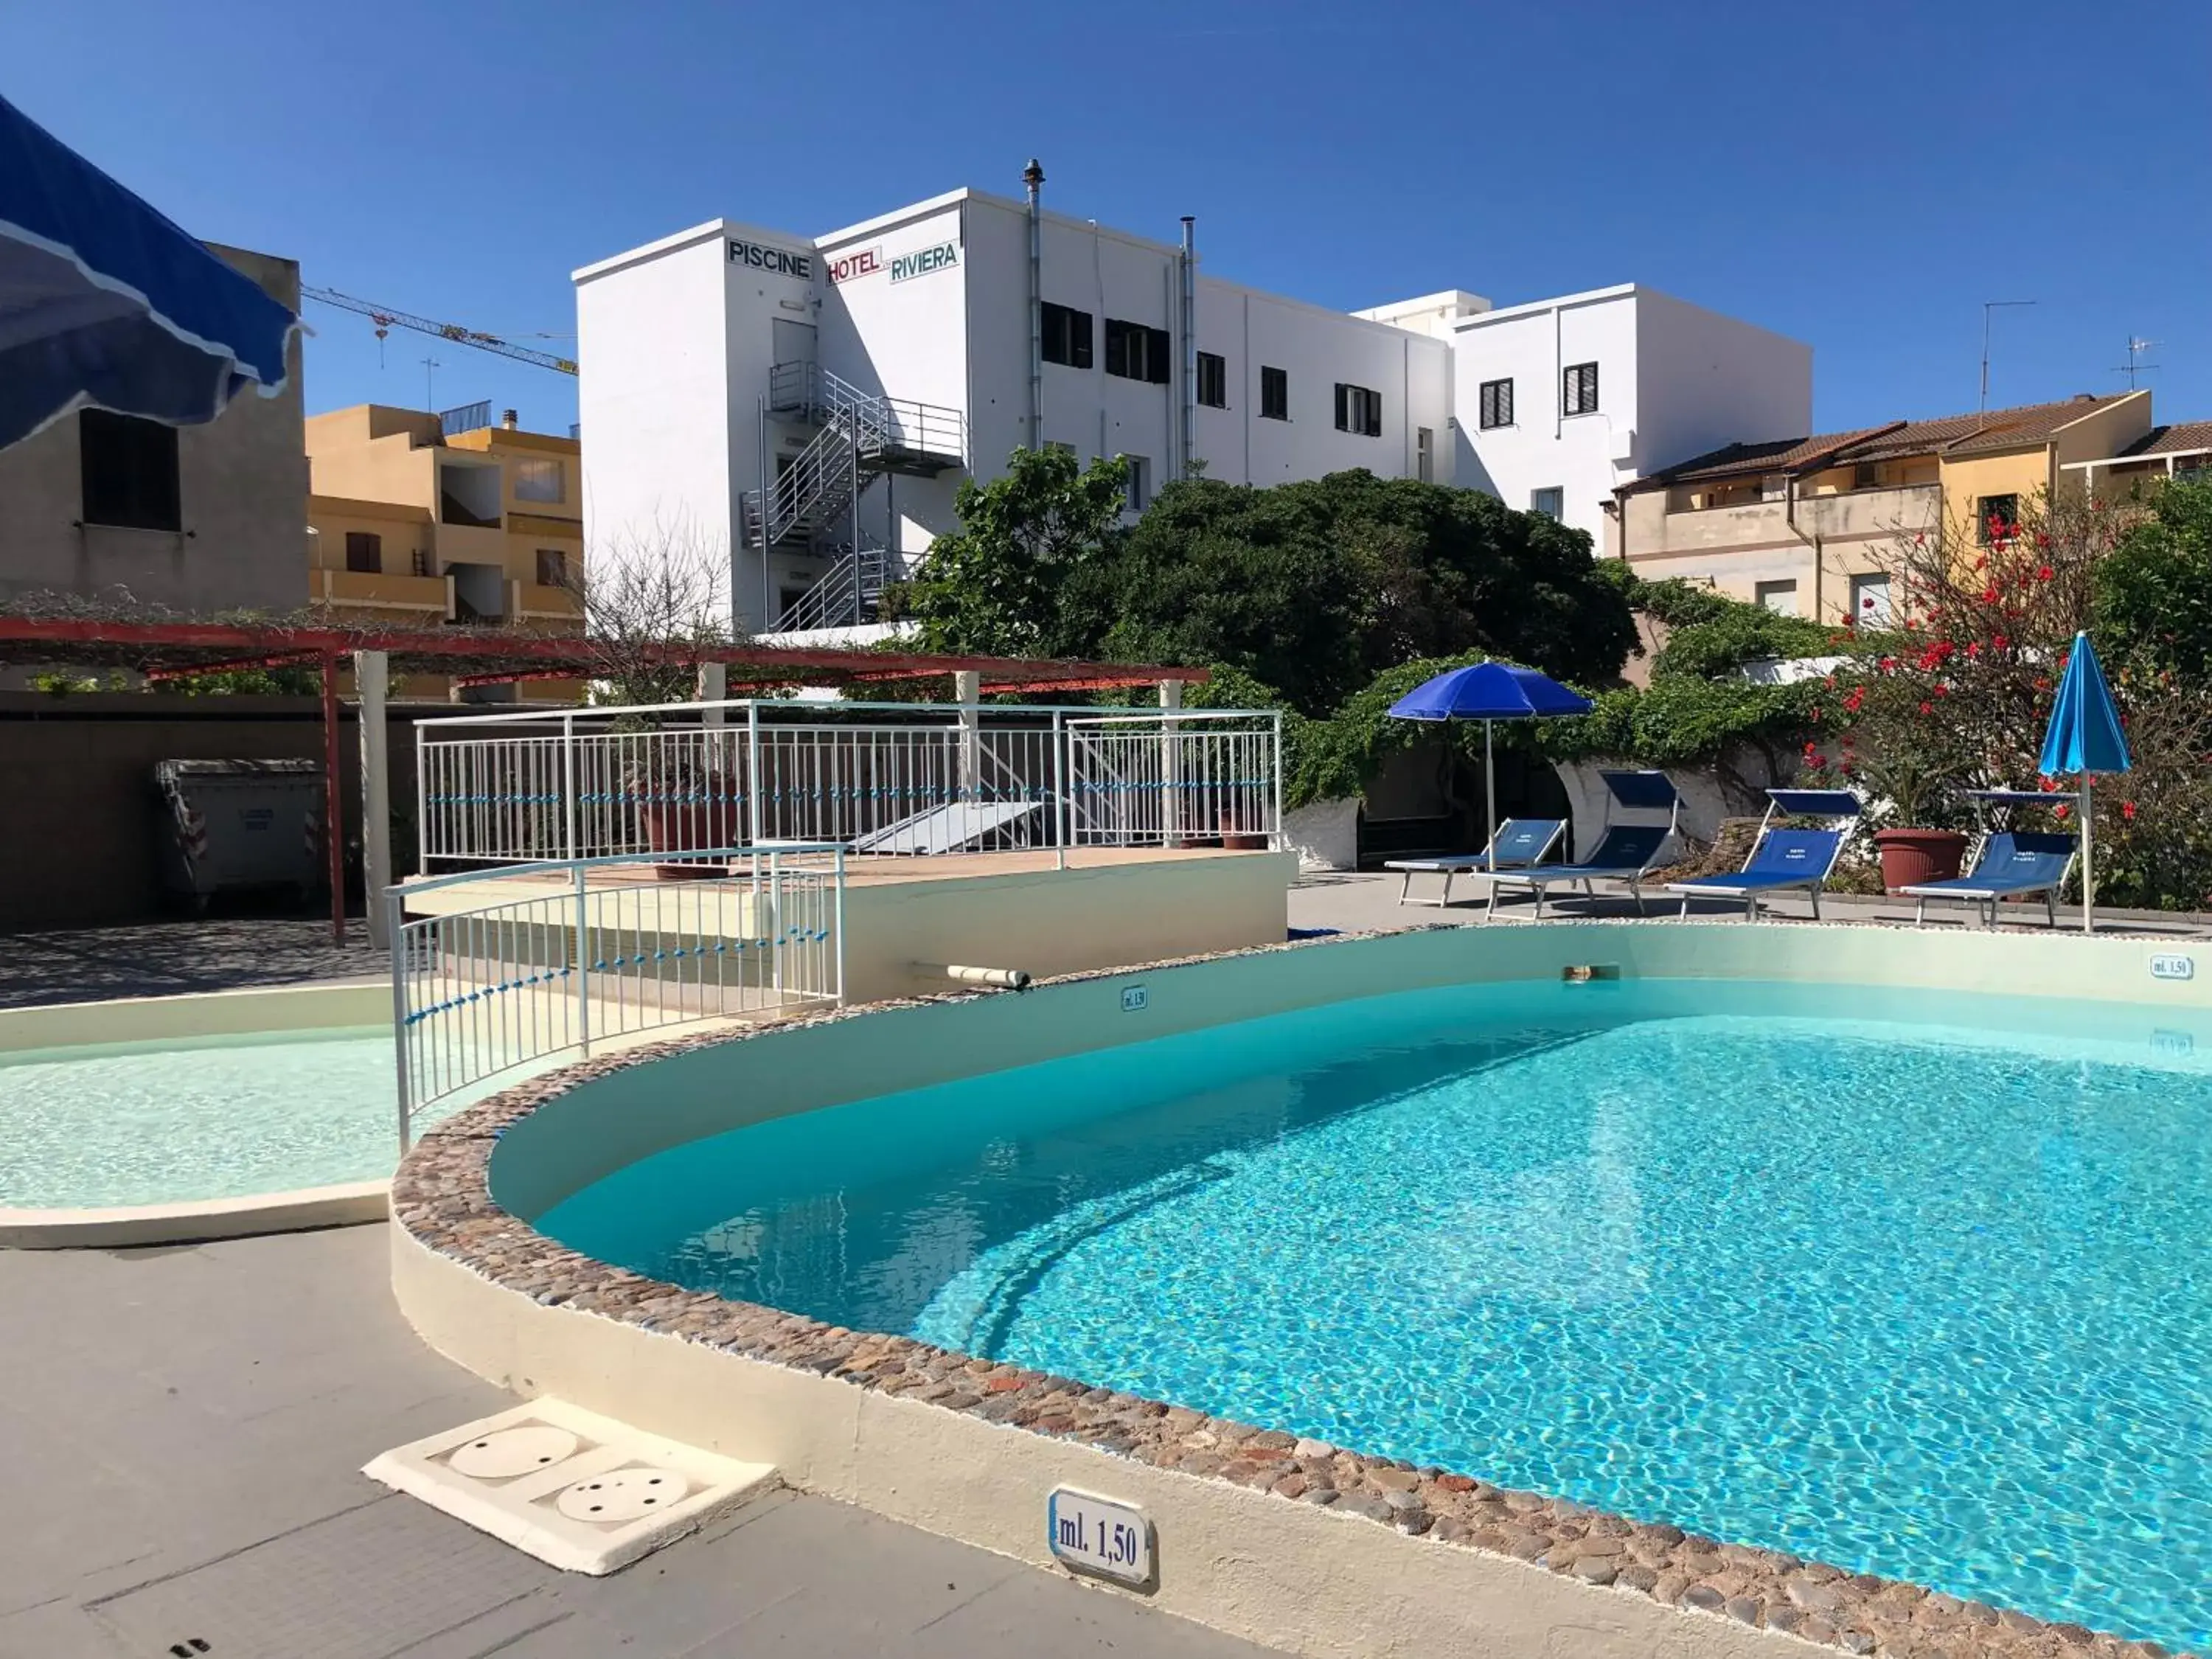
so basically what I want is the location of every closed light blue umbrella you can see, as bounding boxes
[1388,661,1594,860]
[2037,630,2131,933]
[0,92,298,448]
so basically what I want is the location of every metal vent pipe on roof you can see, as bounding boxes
[1024,159,1045,452]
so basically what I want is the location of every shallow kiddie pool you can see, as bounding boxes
[0,982,465,1242]
[470,925,2212,1654]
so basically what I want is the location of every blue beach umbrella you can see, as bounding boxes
[1388,662,1593,858]
[0,93,298,448]
[2037,630,2131,933]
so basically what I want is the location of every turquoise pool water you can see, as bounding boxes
[1,1027,404,1208]
[536,978,2212,1647]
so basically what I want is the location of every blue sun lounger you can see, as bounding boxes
[1667,788,1862,921]
[1385,818,1566,907]
[1484,771,1680,919]
[1900,830,2079,928]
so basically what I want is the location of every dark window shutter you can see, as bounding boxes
[1074,310,1093,369]
[1148,327,1172,385]
[1334,384,1348,430]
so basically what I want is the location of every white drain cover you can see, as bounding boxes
[556,1467,689,1524]
[365,1398,773,1574]
[448,1425,581,1480]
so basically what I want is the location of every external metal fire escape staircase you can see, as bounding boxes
[742,364,964,632]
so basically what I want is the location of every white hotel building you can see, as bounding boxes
[575,170,1812,634]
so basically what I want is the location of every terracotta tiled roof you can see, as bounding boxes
[2115,421,2212,459]
[1630,394,2138,493]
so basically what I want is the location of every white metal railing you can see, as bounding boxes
[414,700,1284,869]
[389,846,844,1147]
[1067,714,1281,849]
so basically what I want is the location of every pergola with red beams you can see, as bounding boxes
[0,616,1208,942]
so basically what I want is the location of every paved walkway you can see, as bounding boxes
[0,1226,1282,1659]
[0,916,383,1011]
[1289,867,2212,937]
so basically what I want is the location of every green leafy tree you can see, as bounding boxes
[891,448,1130,658]
[1085,470,1638,715]
[2094,476,2212,679]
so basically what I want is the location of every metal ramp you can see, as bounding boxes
[852,798,1043,855]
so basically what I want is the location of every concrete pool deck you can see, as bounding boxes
[0,1224,1286,1659]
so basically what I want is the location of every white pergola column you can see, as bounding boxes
[955,669,981,795]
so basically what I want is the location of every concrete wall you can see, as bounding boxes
[0,692,429,932]
[1452,286,1810,544]
[0,243,307,616]
[841,851,1293,1004]
[573,224,739,619]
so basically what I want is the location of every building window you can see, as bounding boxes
[1850,573,1893,626]
[1562,361,1599,417]
[1416,426,1434,484]
[1197,351,1228,409]
[1104,319,1171,384]
[344,531,382,574]
[79,409,181,532]
[1851,462,1882,490]
[1530,487,1565,520]
[1756,579,1800,616]
[1121,455,1151,512]
[1478,378,1514,430]
[1259,366,1289,421]
[1042,302,1093,369]
[1335,383,1382,437]
[513,457,564,503]
[535,548,569,588]
[1978,493,2021,544]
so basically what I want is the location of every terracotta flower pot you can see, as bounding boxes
[639,788,736,880]
[1873,827,1968,894]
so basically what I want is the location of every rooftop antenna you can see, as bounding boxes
[2112,337,2160,389]
[1979,299,2036,417]
[420,355,441,412]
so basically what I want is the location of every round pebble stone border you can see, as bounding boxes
[390,931,2189,1659]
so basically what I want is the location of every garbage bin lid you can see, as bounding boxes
[154,758,322,779]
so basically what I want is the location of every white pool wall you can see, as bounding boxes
[486,919,2212,1222]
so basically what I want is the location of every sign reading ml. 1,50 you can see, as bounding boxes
[1047,1487,1152,1587]
[728,239,813,280]
[890,241,959,284]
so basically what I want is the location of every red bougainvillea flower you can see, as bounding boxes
[1804,740,1820,758]
[1919,701,1935,715]
[2036,531,2051,549]
[2040,776,2061,792]
[1879,655,1898,671]
[2123,801,2138,821]
[2053,803,2070,819]
[1966,641,1981,658]
[1992,634,2010,650]
[2037,565,2054,582]
[1981,585,2000,604]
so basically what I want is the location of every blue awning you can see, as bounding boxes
[0,92,297,448]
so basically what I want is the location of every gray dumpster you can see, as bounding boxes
[155,759,325,912]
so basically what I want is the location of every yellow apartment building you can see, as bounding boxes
[305,404,585,696]
[1610,392,2157,625]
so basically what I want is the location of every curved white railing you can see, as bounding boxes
[389,846,844,1148]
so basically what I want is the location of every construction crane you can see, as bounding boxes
[302,285,577,375]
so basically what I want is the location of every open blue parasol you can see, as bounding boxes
[1388,661,1593,859]
[2037,630,2131,933]
[0,92,297,448]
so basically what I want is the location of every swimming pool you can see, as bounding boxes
[0,1026,408,1209]
[535,975,2212,1650]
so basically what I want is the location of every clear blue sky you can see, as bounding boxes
[7,0,2208,441]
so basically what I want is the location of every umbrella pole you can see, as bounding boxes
[2081,775,2094,934]
[1484,720,1498,860]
